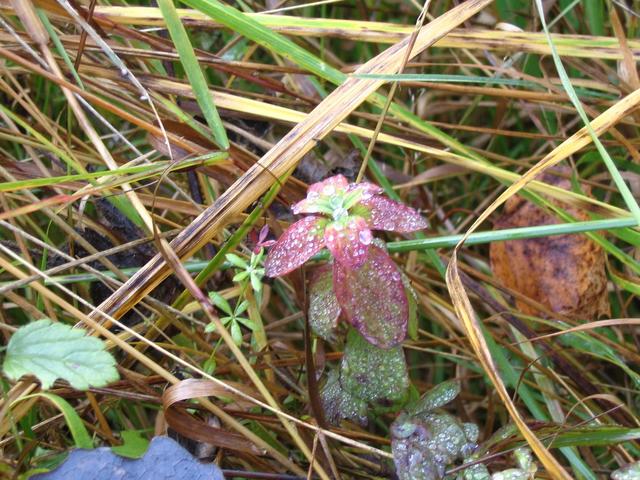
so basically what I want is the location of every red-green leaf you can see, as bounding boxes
[308,265,341,341]
[291,198,321,215]
[265,216,327,277]
[333,246,408,348]
[324,216,372,269]
[308,174,348,196]
[358,196,428,233]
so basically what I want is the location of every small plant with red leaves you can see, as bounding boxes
[265,174,427,348]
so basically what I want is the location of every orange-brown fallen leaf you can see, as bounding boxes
[490,170,610,320]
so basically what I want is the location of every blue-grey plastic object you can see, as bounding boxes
[33,436,225,480]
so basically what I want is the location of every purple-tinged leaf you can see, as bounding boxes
[391,417,441,480]
[359,195,428,233]
[308,265,341,341]
[308,174,348,196]
[321,369,367,426]
[291,198,314,215]
[324,217,371,269]
[333,246,408,348]
[264,216,327,277]
[291,197,329,215]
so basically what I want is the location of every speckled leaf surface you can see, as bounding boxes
[264,215,327,277]
[391,418,440,480]
[320,369,367,425]
[407,380,461,415]
[348,181,383,197]
[324,216,371,269]
[358,195,428,233]
[340,329,409,407]
[489,170,609,320]
[33,436,225,480]
[307,174,348,195]
[308,265,341,341]
[612,461,640,480]
[333,246,408,348]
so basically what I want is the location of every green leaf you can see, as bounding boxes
[251,250,264,266]
[226,253,248,269]
[340,329,409,409]
[250,273,263,294]
[111,431,150,459]
[230,322,243,346]
[16,393,93,449]
[156,0,228,149]
[209,291,232,315]
[236,317,256,331]
[3,320,119,390]
[203,357,216,375]
[320,369,367,425]
[308,265,340,342]
[402,273,418,341]
[204,322,216,333]
[232,271,249,283]
[234,299,249,316]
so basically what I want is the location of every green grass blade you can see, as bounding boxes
[156,0,229,149]
[16,393,93,449]
[0,153,227,193]
[17,217,635,288]
[535,0,640,224]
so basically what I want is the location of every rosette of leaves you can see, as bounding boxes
[265,174,426,348]
[226,249,266,296]
[206,292,256,346]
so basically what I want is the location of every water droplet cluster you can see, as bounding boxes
[391,381,481,480]
[360,195,428,233]
[264,216,326,277]
[308,266,341,341]
[333,246,408,348]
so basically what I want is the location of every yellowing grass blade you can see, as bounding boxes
[446,87,640,480]
[91,5,640,60]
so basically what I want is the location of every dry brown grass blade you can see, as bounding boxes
[446,87,640,480]
[162,379,264,455]
[88,0,493,322]
[12,0,156,235]
[523,318,640,343]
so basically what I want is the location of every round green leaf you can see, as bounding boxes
[3,319,119,391]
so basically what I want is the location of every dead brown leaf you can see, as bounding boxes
[490,169,610,320]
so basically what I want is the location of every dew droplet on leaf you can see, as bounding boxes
[333,245,408,348]
[358,195,428,233]
[308,265,341,341]
[264,216,327,277]
[324,217,371,270]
